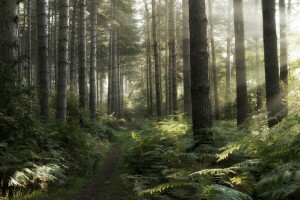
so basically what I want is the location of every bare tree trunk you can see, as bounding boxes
[167,0,173,115]
[78,0,87,109]
[208,0,220,120]
[54,0,58,90]
[169,0,177,115]
[279,0,288,118]
[37,0,50,123]
[144,0,153,116]
[56,0,69,123]
[70,0,77,92]
[89,0,97,121]
[27,0,32,85]
[107,29,112,114]
[255,0,262,111]
[151,0,162,118]
[189,0,213,143]
[262,0,283,127]
[225,0,232,118]
[0,0,18,86]
[182,0,192,118]
[233,0,248,125]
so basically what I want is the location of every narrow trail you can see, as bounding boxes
[71,144,122,200]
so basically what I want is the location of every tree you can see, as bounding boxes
[262,0,283,127]
[189,0,212,143]
[225,0,232,118]
[90,0,98,121]
[255,0,263,110]
[169,0,177,115]
[56,0,69,123]
[0,0,18,80]
[233,0,248,125]
[70,0,78,92]
[27,0,32,86]
[279,0,288,118]
[208,0,220,120]
[151,0,162,118]
[182,0,192,118]
[78,0,87,109]
[144,0,154,116]
[37,0,50,123]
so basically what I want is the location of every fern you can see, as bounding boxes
[190,167,237,177]
[203,184,252,200]
[138,182,190,196]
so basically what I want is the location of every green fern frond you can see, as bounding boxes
[190,167,237,177]
[217,144,241,162]
[204,184,252,200]
[138,182,189,196]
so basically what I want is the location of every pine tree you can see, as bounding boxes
[37,0,50,123]
[56,0,69,123]
[78,0,87,109]
[182,0,192,118]
[233,0,248,125]
[262,0,283,127]
[189,0,213,143]
[89,0,98,121]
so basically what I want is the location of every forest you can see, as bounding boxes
[0,0,300,199]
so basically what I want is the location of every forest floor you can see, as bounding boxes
[71,129,134,200]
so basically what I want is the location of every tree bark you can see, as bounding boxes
[78,0,87,109]
[208,0,220,120]
[144,0,154,116]
[225,0,232,118]
[27,0,32,85]
[56,0,69,123]
[169,0,177,115]
[89,0,98,121]
[189,0,213,143]
[233,0,248,125]
[151,0,162,118]
[37,0,50,123]
[262,0,283,127]
[0,0,18,83]
[279,0,288,118]
[182,0,192,118]
[254,0,263,111]
[70,0,77,92]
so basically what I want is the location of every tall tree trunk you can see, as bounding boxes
[144,0,153,116]
[56,0,69,123]
[0,0,18,86]
[189,0,213,143]
[169,0,177,115]
[37,0,50,123]
[151,0,162,118]
[167,0,173,115]
[262,0,283,127]
[107,29,112,114]
[89,0,97,121]
[182,0,192,118]
[255,0,262,110]
[70,0,77,92]
[78,0,87,109]
[208,0,220,120]
[54,0,58,89]
[279,0,288,118]
[225,0,232,118]
[233,0,248,125]
[27,0,32,85]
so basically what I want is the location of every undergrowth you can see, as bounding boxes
[122,112,300,200]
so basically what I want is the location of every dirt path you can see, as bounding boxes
[71,144,122,200]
